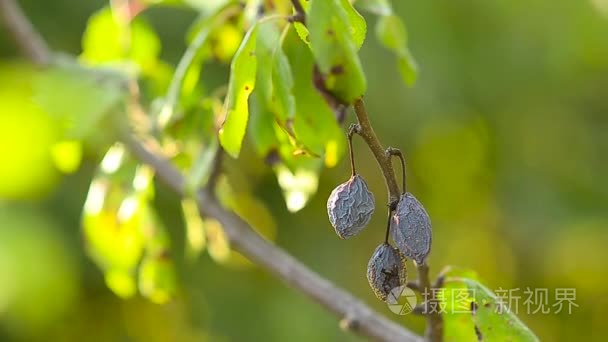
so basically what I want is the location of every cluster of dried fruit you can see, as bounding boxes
[326,135,432,302]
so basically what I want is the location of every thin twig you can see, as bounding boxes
[290,0,306,24]
[0,0,50,65]
[384,207,392,244]
[347,124,359,176]
[387,147,407,194]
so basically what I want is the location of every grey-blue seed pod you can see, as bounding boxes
[367,243,407,302]
[390,193,432,265]
[326,174,375,239]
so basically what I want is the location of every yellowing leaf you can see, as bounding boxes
[139,255,177,304]
[105,269,137,299]
[82,144,160,300]
[182,198,206,259]
[81,7,161,73]
[51,140,83,174]
[205,218,231,263]
[218,24,259,157]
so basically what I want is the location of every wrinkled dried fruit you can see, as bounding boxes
[390,192,432,265]
[367,243,407,302]
[327,174,375,239]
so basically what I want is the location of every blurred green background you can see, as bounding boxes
[1,0,607,341]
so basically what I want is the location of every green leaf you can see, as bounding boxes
[248,92,281,159]
[355,0,393,16]
[33,64,124,141]
[339,0,367,48]
[293,22,311,48]
[308,0,367,103]
[218,24,259,158]
[158,21,212,128]
[256,24,295,123]
[375,14,418,86]
[284,28,346,167]
[159,1,239,127]
[294,0,366,50]
[441,268,539,342]
[81,7,161,74]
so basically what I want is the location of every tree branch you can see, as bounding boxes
[122,131,423,342]
[0,0,50,65]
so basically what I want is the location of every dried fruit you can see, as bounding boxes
[327,174,375,239]
[390,192,432,265]
[367,243,407,301]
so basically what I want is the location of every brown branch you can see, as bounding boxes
[122,131,423,342]
[0,0,50,65]
[353,99,401,205]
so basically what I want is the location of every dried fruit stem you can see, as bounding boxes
[347,124,359,176]
[387,147,407,194]
[384,208,392,244]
